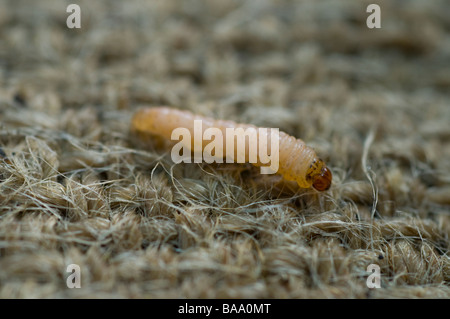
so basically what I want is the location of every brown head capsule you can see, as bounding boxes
[312,166,332,191]
[302,158,332,191]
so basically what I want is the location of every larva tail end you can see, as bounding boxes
[312,166,332,191]
[131,108,152,133]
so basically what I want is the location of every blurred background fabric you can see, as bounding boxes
[0,0,449,298]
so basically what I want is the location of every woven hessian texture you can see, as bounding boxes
[0,0,449,298]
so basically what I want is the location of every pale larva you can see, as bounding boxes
[131,107,332,191]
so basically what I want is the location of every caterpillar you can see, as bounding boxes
[131,107,332,191]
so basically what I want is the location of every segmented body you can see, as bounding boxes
[131,107,332,191]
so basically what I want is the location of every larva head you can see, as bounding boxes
[312,166,332,191]
[305,158,332,191]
